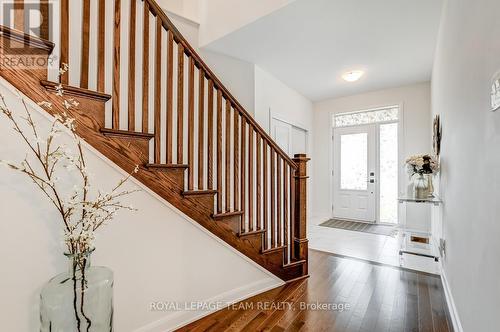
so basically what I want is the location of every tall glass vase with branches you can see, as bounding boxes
[0,66,138,331]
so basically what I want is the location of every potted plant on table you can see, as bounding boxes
[405,154,439,199]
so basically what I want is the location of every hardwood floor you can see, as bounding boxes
[177,249,452,332]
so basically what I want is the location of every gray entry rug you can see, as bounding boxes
[319,219,397,237]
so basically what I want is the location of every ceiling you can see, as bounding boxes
[203,0,443,102]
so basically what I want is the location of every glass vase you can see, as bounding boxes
[427,174,434,197]
[413,173,429,199]
[40,250,114,332]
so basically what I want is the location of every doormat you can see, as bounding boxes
[319,219,397,237]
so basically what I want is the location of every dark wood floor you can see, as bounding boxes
[177,249,452,332]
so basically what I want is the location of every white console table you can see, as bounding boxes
[398,196,442,262]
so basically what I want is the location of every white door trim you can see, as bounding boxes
[329,103,405,224]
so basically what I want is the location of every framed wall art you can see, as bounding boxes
[433,115,441,156]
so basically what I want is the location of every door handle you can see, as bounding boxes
[368,179,375,183]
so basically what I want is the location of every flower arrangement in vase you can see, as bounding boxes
[0,66,138,331]
[405,154,439,199]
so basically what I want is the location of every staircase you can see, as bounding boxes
[0,0,309,282]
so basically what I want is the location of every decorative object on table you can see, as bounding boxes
[0,65,138,332]
[433,115,442,156]
[491,71,500,112]
[405,154,439,199]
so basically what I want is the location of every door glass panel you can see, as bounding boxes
[340,133,367,190]
[379,123,398,223]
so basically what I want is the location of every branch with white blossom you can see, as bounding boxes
[0,65,139,255]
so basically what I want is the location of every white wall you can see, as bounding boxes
[168,13,256,115]
[255,65,313,136]
[202,50,256,115]
[312,83,432,226]
[199,0,295,47]
[0,79,281,331]
[158,0,201,23]
[432,0,500,330]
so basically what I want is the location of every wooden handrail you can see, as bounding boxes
[142,0,297,170]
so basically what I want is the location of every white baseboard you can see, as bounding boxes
[134,278,282,332]
[441,269,463,332]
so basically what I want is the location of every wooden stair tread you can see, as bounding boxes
[283,260,307,268]
[213,211,244,219]
[238,229,266,237]
[100,128,154,140]
[183,189,218,196]
[0,25,55,53]
[40,80,111,101]
[261,245,287,255]
[146,163,189,170]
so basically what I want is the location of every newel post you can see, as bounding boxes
[293,154,309,273]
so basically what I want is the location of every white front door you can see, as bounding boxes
[333,124,376,222]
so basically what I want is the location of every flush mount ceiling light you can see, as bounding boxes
[342,70,364,82]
